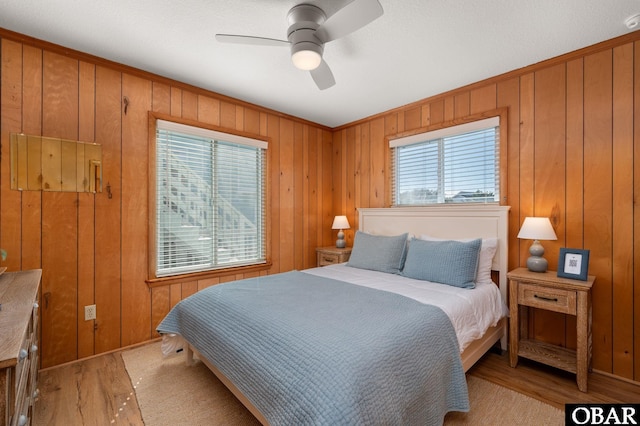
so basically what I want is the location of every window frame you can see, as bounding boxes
[147,113,271,286]
[386,109,508,208]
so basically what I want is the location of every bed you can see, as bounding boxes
[157,205,510,425]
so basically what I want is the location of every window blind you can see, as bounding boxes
[390,117,499,206]
[156,121,266,277]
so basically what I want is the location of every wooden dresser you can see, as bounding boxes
[0,270,42,426]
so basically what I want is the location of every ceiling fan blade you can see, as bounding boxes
[310,60,336,90]
[215,34,289,47]
[315,0,383,43]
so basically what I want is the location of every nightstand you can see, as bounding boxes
[316,246,352,267]
[507,267,594,392]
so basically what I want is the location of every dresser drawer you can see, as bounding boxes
[1,269,42,426]
[518,283,576,315]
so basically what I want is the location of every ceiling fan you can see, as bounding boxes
[215,0,384,90]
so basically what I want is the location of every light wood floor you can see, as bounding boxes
[33,345,640,425]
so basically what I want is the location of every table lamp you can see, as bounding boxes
[332,215,350,248]
[517,217,557,272]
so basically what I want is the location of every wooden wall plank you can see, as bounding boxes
[359,123,371,219]
[151,287,170,338]
[404,107,421,131]
[430,100,444,125]
[170,87,182,117]
[331,130,344,225]
[278,119,294,272]
[564,58,585,350]
[41,51,79,367]
[121,73,152,346]
[611,43,634,377]
[77,61,96,359]
[1,40,24,272]
[518,73,535,265]
[152,82,171,114]
[444,96,455,121]
[345,127,356,245]
[454,93,470,118]
[306,127,318,268]
[353,125,362,233]
[94,66,122,354]
[497,77,520,268]
[293,123,304,270]
[321,130,333,245]
[197,96,220,126]
[565,59,585,250]
[584,49,614,372]
[220,101,235,129]
[635,40,640,382]
[181,281,198,299]
[470,84,497,115]
[21,45,43,272]
[244,108,260,135]
[181,90,198,120]
[301,125,311,269]
[531,64,567,346]
[267,115,280,272]
[369,118,385,207]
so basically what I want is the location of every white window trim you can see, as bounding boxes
[389,116,499,148]
[157,119,268,150]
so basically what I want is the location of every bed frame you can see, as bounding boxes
[186,205,511,425]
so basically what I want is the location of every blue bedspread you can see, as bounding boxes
[157,271,469,425]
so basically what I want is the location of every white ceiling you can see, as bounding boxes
[1,1,639,128]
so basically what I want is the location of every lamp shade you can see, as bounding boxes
[517,217,557,241]
[331,215,350,230]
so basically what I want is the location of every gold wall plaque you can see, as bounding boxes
[10,133,102,193]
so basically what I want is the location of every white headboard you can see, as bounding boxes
[358,206,511,302]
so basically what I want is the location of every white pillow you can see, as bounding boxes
[419,235,498,285]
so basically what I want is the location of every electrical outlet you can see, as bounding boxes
[84,304,96,321]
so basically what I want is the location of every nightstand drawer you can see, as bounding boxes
[518,283,576,315]
[316,246,351,267]
[318,252,341,266]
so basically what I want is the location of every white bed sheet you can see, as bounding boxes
[304,263,508,352]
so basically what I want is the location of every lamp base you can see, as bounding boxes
[526,255,548,272]
[526,239,548,272]
[336,229,345,248]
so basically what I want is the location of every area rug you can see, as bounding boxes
[121,342,563,425]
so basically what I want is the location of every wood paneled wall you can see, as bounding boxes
[332,33,640,382]
[0,33,334,369]
[3,27,640,384]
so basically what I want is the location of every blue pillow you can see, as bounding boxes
[402,238,481,288]
[347,231,408,274]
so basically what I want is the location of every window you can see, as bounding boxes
[155,119,267,277]
[390,117,499,206]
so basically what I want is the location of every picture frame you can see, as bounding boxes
[557,248,590,281]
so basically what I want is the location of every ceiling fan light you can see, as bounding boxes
[291,42,322,70]
[292,50,322,70]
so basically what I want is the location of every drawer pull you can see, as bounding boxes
[19,349,28,360]
[322,256,336,263]
[534,294,558,302]
[18,414,27,426]
[31,344,38,353]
